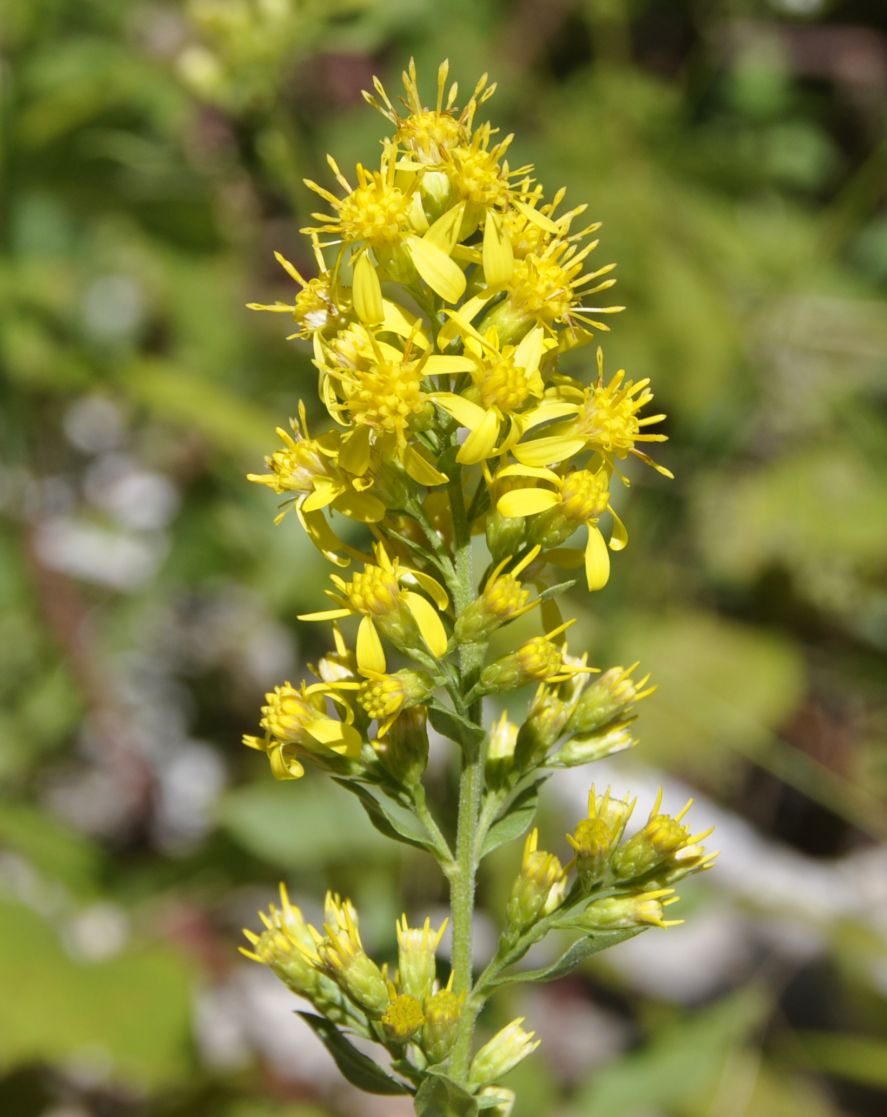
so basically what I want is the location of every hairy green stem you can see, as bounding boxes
[447,468,486,1083]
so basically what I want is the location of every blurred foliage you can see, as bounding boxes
[1,0,885,1114]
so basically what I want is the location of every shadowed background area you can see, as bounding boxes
[1,1,886,1115]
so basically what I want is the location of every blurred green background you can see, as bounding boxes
[2,0,886,1114]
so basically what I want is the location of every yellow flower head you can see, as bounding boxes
[242,679,362,780]
[299,544,449,672]
[304,146,415,249]
[365,59,496,163]
[248,243,347,339]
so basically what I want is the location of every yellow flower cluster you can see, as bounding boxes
[241,60,711,1107]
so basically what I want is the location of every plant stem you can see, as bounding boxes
[447,468,486,1083]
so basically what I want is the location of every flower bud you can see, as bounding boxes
[469,1018,539,1087]
[315,898,390,1015]
[552,724,636,767]
[566,786,635,889]
[241,885,349,1021]
[379,705,430,786]
[396,915,446,1003]
[506,828,566,930]
[421,988,464,1063]
[486,711,518,787]
[454,549,540,643]
[611,792,713,884]
[479,635,563,693]
[477,1086,516,1117]
[486,509,526,564]
[514,661,593,765]
[577,890,680,931]
[566,664,652,737]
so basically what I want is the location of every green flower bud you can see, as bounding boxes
[486,509,527,564]
[379,704,430,786]
[552,725,636,768]
[485,712,518,787]
[577,890,680,931]
[421,988,464,1063]
[566,786,635,890]
[396,915,446,1003]
[611,792,714,884]
[566,663,653,737]
[469,1018,539,1087]
[506,828,566,930]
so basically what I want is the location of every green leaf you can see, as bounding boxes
[0,800,106,899]
[480,780,545,859]
[566,987,768,1117]
[490,929,642,988]
[0,898,193,1086]
[334,780,436,854]
[297,1013,411,1096]
[795,1032,887,1089]
[428,702,485,747]
[414,1072,479,1116]
[217,780,391,869]
[538,579,576,602]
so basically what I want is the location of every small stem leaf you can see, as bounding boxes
[538,579,577,602]
[480,780,545,859]
[296,1013,412,1095]
[414,1072,480,1116]
[333,780,436,854]
[428,702,486,747]
[489,929,643,988]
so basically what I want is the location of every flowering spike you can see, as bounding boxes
[241,59,713,1107]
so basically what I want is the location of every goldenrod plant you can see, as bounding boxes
[241,60,715,1115]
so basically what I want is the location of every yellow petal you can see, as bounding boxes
[437,294,492,346]
[514,200,560,234]
[483,209,514,288]
[585,525,611,591]
[339,424,372,475]
[405,568,449,609]
[381,300,429,346]
[298,607,352,621]
[423,355,476,375]
[497,488,560,518]
[457,409,500,464]
[513,435,587,468]
[513,325,546,374]
[405,235,466,303]
[425,202,466,254]
[298,509,350,567]
[357,616,387,673]
[431,391,487,429]
[352,252,384,325]
[302,478,344,512]
[331,490,387,523]
[401,445,448,486]
[496,463,561,483]
[307,718,363,757]
[403,592,449,657]
[608,505,629,551]
[268,745,305,780]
